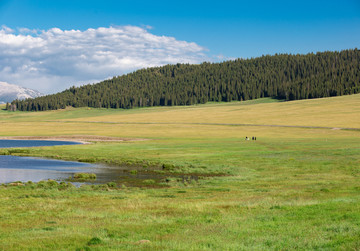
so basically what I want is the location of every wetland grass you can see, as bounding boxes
[0,96,359,250]
[71,173,97,181]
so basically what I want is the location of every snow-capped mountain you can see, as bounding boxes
[0,82,43,104]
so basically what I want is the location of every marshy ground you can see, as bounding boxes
[0,95,359,250]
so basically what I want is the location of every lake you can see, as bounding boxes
[0,155,103,184]
[0,139,81,148]
[0,140,102,184]
[0,139,191,186]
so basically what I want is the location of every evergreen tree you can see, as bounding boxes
[14,49,360,111]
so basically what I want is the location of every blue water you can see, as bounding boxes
[0,155,92,172]
[0,140,98,184]
[0,139,81,148]
[0,140,174,186]
[0,155,98,184]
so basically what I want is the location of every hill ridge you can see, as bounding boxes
[12,48,360,111]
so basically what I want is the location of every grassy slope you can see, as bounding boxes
[0,95,360,250]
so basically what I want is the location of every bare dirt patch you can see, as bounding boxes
[0,135,148,144]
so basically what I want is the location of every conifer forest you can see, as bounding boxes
[12,49,360,111]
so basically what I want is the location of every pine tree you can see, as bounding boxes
[14,49,360,111]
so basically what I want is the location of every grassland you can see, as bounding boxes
[0,94,359,250]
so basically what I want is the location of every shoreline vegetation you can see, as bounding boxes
[0,95,360,249]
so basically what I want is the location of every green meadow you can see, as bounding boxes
[0,95,359,250]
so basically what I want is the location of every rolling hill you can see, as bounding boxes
[12,48,360,111]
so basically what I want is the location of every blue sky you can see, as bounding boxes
[0,0,359,93]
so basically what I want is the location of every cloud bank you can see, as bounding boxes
[0,25,208,93]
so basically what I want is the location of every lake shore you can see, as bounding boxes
[1,97,359,250]
[0,135,148,145]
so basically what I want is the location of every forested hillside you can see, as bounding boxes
[12,49,360,111]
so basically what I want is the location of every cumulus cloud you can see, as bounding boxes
[0,26,208,93]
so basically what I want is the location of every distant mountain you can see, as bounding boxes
[0,82,43,104]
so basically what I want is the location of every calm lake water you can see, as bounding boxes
[0,139,81,148]
[0,155,102,184]
[0,140,100,184]
[0,139,190,186]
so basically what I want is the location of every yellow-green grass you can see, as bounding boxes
[0,95,360,250]
[48,94,360,128]
[2,94,360,128]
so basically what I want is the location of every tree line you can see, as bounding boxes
[11,48,360,111]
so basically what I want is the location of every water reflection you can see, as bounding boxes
[0,139,81,148]
[0,140,200,186]
[0,155,199,187]
[0,155,100,184]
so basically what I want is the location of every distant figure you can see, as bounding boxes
[255,137,257,141]
[252,136,254,140]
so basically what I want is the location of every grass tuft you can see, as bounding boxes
[71,173,97,181]
[87,237,102,246]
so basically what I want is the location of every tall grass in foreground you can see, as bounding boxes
[0,96,359,250]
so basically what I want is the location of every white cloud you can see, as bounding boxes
[0,26,208,93]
